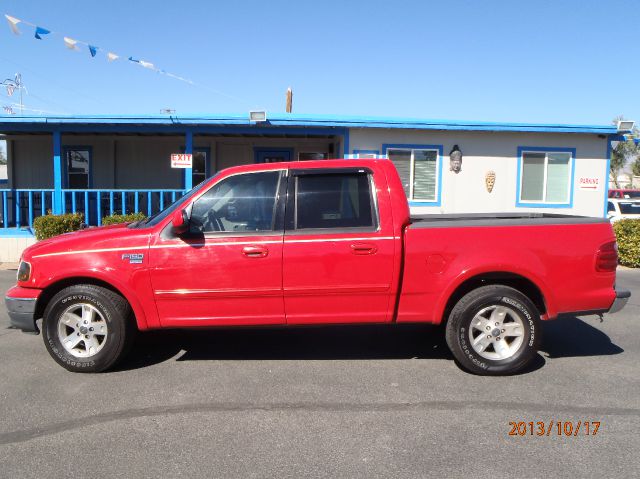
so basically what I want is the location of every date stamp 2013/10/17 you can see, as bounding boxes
[508,421,601,437]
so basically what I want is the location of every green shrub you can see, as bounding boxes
[613,219,640,268]
[32,212,84,240]
[101,212,147,226]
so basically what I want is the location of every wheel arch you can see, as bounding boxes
[441,272,548,325]
[35,276,147,330]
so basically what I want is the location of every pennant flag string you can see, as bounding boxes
[3,12,195,86]
[2,12,256,107]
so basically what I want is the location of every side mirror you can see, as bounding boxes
[171,209,189,234]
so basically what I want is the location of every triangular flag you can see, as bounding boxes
[6,85,15,97]
[88,45,98,57]
[107,52,119,62]
[5,15,21,35]
[34,26,50,40]
[140,61,155,70]
[63,37,78,50]
[128,56,140,63]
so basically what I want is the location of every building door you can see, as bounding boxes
[255,148,293,163]
[192,148,209,186]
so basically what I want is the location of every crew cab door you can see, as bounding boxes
[282,168,396,324]
[149,170,286,327]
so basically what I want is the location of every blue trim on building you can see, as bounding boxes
[184,131,193,190]
[343,129,349,157]
[0,113,620,135]
[52,131,62,215]
[515,146,576,209]
[382,143,444,207]
[604,136,614,217]
[0,228,34,237]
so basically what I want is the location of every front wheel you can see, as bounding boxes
[42,285,135,373]
[445,285,542,375]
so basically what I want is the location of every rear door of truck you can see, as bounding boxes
[282,166,397,324]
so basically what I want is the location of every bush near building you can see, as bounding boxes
[33,212,147,240]
[33,212,84,240]
[613,219,640,268]
[101,212,146,226]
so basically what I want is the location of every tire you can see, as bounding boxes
[42,284,135,373]
[445,285,542,375]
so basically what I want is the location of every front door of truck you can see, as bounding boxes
[149,170,286,327]
[282,168,396,324]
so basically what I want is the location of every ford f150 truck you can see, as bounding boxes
[4,159,630,375]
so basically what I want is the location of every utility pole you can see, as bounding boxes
[286,87,293,113]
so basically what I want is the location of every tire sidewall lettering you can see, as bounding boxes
[459,326,488,369]
[501,296,536,346]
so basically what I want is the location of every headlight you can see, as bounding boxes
[17,261,31,282]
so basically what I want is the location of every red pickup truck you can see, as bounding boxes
[5,159,629,375]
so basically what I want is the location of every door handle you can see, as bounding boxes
[350,243,377,255]
[242,246,269,258]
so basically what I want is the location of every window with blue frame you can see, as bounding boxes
[387,147,439,201]
[519,150,573,204]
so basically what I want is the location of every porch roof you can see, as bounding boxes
[0,112,621,135]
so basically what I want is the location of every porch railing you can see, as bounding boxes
[1,189,186,230]
[1,189,55,229]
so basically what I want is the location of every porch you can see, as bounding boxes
[0,118,348,235]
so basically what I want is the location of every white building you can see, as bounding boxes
[0,113,632,261]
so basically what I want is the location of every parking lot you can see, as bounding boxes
[0,268,639,478]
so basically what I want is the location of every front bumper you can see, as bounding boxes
[608,289,631,314]
[5,287,41,334]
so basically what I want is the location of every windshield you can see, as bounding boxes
[618,202,640,214]
[622,191,640,198]
[137,177,216,228]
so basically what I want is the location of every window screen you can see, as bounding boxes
[520,151,571,203]
[387,148,438,201]
[294,173,375,230]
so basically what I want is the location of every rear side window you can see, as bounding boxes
[292,172,376,230]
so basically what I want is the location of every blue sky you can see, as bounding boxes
[0,0,638,125]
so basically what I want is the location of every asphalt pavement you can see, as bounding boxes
[0,268,638,478]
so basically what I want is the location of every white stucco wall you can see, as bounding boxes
[349,128,609,218]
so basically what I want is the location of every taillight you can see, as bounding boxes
[596,241,618,272]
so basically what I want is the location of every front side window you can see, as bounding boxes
[520,150,572,204]
[65,147,90,189]
[293,172,376,230]
[190,171,280,233]
[387,148,439,201]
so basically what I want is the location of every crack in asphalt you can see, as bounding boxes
[1,400,638,445]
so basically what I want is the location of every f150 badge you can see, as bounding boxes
[122,253,144,264]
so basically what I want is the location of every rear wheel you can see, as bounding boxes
[445,285,542,375]
[42,284,135,373]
